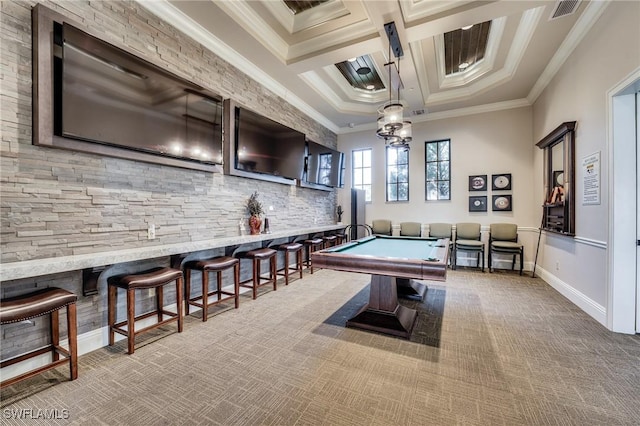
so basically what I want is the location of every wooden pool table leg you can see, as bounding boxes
[396,278,428,301]
[346,275,418,339]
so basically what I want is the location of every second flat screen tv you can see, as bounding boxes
[305,140,344,188]
[234,107,306,181]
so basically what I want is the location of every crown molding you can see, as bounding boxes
[527,1,610,104]
[138,0,339,133]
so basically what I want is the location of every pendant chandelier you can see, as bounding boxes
[376,22,411,149]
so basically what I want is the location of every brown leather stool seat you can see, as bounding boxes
[108,267,184,354]
[184,256,240,322]
[303,238,324,274]
[236,248,277,299]
[1,287,78,388]
[276,242,304,286]
[323,235,338,249]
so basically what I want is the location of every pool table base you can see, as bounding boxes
[346,275,418,339]
[396,278,428,301]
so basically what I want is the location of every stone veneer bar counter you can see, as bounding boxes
[1,225,345,284]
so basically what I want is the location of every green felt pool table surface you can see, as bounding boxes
[326,235,444,261]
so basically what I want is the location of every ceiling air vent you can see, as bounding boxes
[412,109,426,116]
[549,0,581,20]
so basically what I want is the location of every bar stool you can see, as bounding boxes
[0,287,78,388]
[323,234,338,249]
[183,256,240,322]
[303,237,324,274]
[276,242,304,286]
[236,248,277,299]
[108,267,183,354]
[333,230,347,245]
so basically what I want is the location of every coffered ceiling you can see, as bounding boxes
[139,1,608,134]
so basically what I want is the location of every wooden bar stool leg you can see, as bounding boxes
[108,285,117,346]
[284,250,290,286]
[217,270,223,299]
[271,256,277,290]
[176,276,184,332]
[156,285,164,322]
[126,289,135,355]
[252,259,258,300]
[202,270,209,322]
[184,268,192,315]
[51,308,60,362]
[297,249,303,279]
[234,263,240,309]
[67,303,78,380]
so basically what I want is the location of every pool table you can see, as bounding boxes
[311,235,449,338]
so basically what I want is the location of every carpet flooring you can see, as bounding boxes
[2,268,640,425]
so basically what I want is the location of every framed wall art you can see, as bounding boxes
[491,173,512,190]
[492,195,512,211]
[469,196,487,212]
[468,175,487,191]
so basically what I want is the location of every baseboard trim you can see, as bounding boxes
[534,266,607,327]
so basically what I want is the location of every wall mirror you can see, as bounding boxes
[536,121,576,236]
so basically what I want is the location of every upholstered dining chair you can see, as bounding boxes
[399,222,422,237]
[488,223,524,275]
[453,223,485,272]
[371,220,392,236]
[428,223,453,266]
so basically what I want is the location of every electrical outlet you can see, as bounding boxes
[268,205,274,211]
[147,224,156,240]
[556,261,560,271]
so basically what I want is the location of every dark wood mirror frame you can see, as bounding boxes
[536,121,576,236]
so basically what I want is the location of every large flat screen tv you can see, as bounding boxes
[33,7,224,172]
[304,140,345,188]
[233,106,306,181]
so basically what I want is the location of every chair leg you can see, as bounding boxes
[108,285,117,346]
[252,259,259,300]
[202,270,209,322]
[481,249,485,272]
[66,302,78,380]
[488,249,493,273]
[284,250,290,286]
[271,256,277,291]
[176,276,184,333]
[184,268,192,316]
[51,307,60,362]
[520,249,524,276]
[156,285,164,323]
[297,249,303,279]
[234,263,240,309]
[126,289,135,355]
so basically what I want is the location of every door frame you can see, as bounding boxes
[607,68,640,333]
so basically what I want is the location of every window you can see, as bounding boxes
[352,148,372,202]
[425,139,450,200]
[386,146,409,202]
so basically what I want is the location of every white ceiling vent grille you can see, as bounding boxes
[549,0,581,20]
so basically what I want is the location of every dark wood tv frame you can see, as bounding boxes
[32,4,221,173]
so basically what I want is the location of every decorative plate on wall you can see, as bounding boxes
[492,195,512,211]
[468,175,487,191]
[491,173,512,190]
[469,196,488,212]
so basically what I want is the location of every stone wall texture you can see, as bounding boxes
[1,0,338,358]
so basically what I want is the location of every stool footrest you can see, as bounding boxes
[112,311,180,337]
[1,357,71,388]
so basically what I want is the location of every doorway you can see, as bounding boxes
[608,69,640,333]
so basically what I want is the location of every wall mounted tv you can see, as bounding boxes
[226,104,306,184]
[303,140,345,189]
[32,5,222,172]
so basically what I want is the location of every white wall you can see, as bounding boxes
[532,1,640,327]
